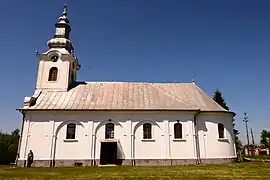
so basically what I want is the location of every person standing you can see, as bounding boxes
[27,150,34,167]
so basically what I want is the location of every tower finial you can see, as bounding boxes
[47,4,73,53]
[63,4,68,16]
[192,72,196,83]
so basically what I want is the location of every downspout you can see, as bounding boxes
[15,110,25,166]
[132,134,135,166]
[130,135,133,166]
[93,134,96,165]
[49,121,56,167]
[194,109,201,164]
[52,134,57,167]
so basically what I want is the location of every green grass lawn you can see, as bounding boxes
[0,162,269,180]
[245,154,270,159]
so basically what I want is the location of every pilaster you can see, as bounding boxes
[125,120,132,159]
[163,120,170,159]
[88,121,94,159]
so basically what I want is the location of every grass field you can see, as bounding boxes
[0,162,269,180]
[245,154,270,159]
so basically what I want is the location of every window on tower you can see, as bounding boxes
[48,67,58,81]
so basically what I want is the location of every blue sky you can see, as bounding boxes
[0,0,269,144]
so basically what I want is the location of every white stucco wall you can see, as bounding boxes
[169,118,197,159]
[54,120,89,160]
[18,111,236,163]
[197,113,236,159]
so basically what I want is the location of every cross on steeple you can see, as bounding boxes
[63,4,68,16]
[192,72,196,83]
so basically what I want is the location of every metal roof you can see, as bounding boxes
[19,82,229,113]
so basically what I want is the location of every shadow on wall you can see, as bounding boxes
[197,119,208,132]
[197,118,233,145]
[117,141,125,159]
[204,117,233,139]
[115,141,126,165]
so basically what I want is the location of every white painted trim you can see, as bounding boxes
[218,138,229,142]
[63,139,78,142]
[141,139,155,142]
[99,139,119,142]
[173,139,186,142]
[201,156,237,159]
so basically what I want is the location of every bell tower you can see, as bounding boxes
[35,5,80,92]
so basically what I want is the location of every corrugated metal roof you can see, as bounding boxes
[20,82,228,112]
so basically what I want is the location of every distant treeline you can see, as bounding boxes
[0,129,20,165]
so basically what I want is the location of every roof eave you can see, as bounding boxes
[16,108,234,116]
[201,110,236,117]
[16,108,200,112]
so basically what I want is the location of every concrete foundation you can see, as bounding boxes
[17,157,236,167]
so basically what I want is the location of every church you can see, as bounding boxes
[16,6,236,167]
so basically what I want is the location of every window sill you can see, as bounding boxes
[141,139,155,142]
[63,139,78,142]
[46,81,59,83]
[173,139,186,142]
[218,138,228,142]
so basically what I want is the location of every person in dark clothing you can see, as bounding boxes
[27,150,34,167]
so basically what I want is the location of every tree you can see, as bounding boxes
[213,89,242,151]
[0,129,20,165]
[260,129,270,148]
[11,129,20,137]
[213,89,229,111]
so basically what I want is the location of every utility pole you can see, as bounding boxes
[250,128,255,145]
[243,113,250,154]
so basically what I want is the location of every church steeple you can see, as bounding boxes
[35,5,80,92]
[47,4,74,53]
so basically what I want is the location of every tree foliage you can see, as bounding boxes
[213,89,229,111]
[260,129,270,148]
[0,129,20,165]
[213,89,242,151]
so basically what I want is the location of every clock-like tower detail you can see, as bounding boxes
[35,5,80,92]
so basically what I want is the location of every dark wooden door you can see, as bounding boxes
[100,142,117,165]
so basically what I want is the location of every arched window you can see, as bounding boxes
[174,122,183,139]
[218,123,225,139]
[143,123,152,139]
[105,123,114,139]
[48,67,58,81]
[66,123,76,139]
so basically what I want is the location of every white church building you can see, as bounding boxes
[16,6,236,167]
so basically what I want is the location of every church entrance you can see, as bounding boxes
[100,142,117,165]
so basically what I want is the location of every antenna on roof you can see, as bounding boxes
[192,72,196,83]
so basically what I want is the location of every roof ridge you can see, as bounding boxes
[84,81,193,84]
[191,83,228,112]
